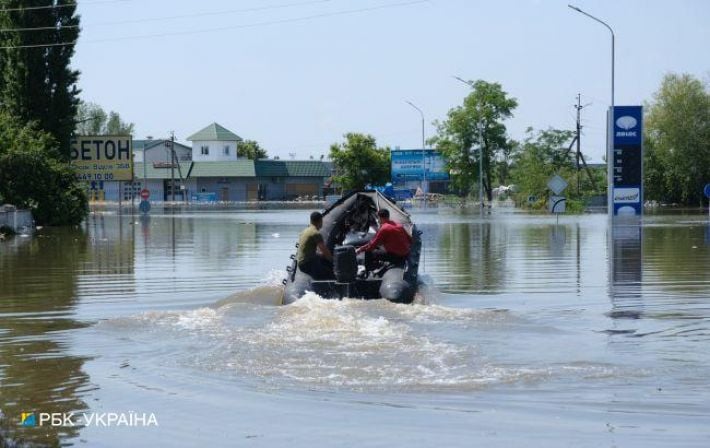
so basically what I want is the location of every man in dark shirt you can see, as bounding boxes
[355,208,412,266]
[296,211,333,279]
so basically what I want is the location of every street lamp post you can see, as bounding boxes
[405,100,427,203]
[452,76,484,210]
[568,4,615,215]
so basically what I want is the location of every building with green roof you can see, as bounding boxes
[187,122,243,164]
[88,124,334,202]
[187,160,256,201]
[254,160,333,200]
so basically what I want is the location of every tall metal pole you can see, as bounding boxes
[568,4,615,214]
[405,100,427,202]
[170,132,175,202]
[143,140,147,190]
[576,93,582,195]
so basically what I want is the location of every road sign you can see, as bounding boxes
[548,195,566,213]
[547,175,568,195]
[140,189,150,200]
[704,183,710,198]
[139,200,151,214]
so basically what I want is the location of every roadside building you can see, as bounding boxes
[81,123,333,203]
[255,160,332,200]
[133,138,192,163]
[133,161,193,202]
[187,122,242,162]
[126,139,193,201]
[189,160,258,201]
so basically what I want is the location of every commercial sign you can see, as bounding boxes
[70,136,133,181]
[391,149,449,182]
[191,192,217,203]
[612,106,643,216]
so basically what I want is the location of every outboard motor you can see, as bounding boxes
[334,245,357,283]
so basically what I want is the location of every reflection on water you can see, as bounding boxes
[0,228,91,446]
[608,221,643,316]
[437,221,507,293]
[0,207,709,446]
[605,216,710,349]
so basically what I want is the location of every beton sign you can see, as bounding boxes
[70,136,133,181]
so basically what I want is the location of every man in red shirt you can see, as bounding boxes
[355,208,412,267]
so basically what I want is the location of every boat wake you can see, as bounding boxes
[96,279,618,392]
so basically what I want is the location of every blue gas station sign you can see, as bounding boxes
[612,106,643,216]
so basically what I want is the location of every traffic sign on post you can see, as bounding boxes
[547,175,568,195]
[139,200,151,214]
[704,183,710,199]
[140,189,150,200]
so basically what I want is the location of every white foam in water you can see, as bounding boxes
[174,308,221,331]
[266,269,289,285]
[99,288,617,391]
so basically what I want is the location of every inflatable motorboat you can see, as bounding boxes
[282,190,422,304]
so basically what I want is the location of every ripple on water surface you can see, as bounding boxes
[97,286,618,392]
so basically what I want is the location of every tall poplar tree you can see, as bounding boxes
[0,0,80,160]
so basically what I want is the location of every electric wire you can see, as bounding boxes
[0,0,129,14]
[0,0,427,49]
[0,0,335,32]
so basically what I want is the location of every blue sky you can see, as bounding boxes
[74,0,709,162]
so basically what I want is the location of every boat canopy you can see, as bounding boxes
[320,190,412,249]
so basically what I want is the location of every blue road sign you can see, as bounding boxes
[704,183,710,198]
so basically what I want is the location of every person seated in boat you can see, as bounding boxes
[296,211,334,279]
[355,208,411,267]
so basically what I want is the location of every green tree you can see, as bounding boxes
[75,102,107,135]
[0,0,81,160]
[105,111,134,135]
[644,73,710,206]
[329,133,390,191]
[75,101,133,135]
[0,113,87,225]
[237,139,268,160]
[509,127,576,207]
[430,80,517,200]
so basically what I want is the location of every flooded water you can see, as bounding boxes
[1,206,709,447]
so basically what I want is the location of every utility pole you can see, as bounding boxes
[575,93,583,195]
[170,131,175,202]
[566,94,597,193]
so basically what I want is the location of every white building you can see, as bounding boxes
[187,122,243,162]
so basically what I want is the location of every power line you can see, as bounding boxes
[0,0,427,50]
[0,0,334,33]
[93,0,335,27]
[0,24,79,32]
[89,0,428,43]
[0,0,129,14]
